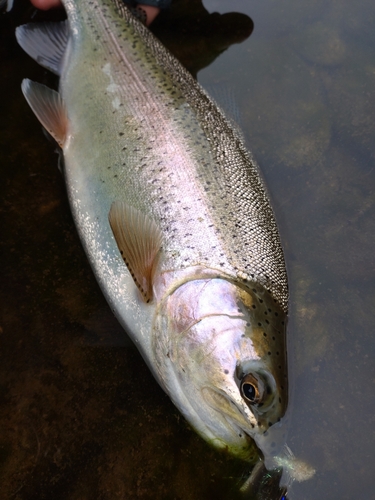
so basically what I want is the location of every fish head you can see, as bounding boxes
[153,275,288,461]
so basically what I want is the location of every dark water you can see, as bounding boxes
[200,1,375,499]
[1,0,374,499]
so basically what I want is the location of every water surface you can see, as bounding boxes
[200,1,375,499]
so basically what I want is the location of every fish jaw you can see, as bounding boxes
[152,271,288,460]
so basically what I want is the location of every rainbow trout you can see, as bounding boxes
[16,0,290,468]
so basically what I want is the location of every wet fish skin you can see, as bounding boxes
[17,0,288,462]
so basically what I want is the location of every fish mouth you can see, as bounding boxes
[201,384,287,460]
[201,386,258,454]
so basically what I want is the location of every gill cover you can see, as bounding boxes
[152,275,288,458]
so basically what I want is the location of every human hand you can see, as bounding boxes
[29,0,160,26]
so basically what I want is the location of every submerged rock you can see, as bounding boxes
[241,41,331,169]
[321,47,375,160]
[292,21,346,66]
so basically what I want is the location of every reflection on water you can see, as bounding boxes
[1,0,375,498]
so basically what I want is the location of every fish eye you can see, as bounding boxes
[242,382,257,401]
[240,373,263,404]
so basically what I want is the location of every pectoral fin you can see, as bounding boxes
[0,0,14,12]
[109,202,162,303]
[16,21,69,76]
[21,79,67,148]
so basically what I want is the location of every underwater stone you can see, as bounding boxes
[321,47,375,160]
[292,21,346,67]
[241,41,331,169]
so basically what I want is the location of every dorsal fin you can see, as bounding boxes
[108,202,162,303]
[16,21,69,76]
[21,79,68,147]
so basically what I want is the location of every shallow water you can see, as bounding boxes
[1,0,374,499]
[200,1,375,498]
